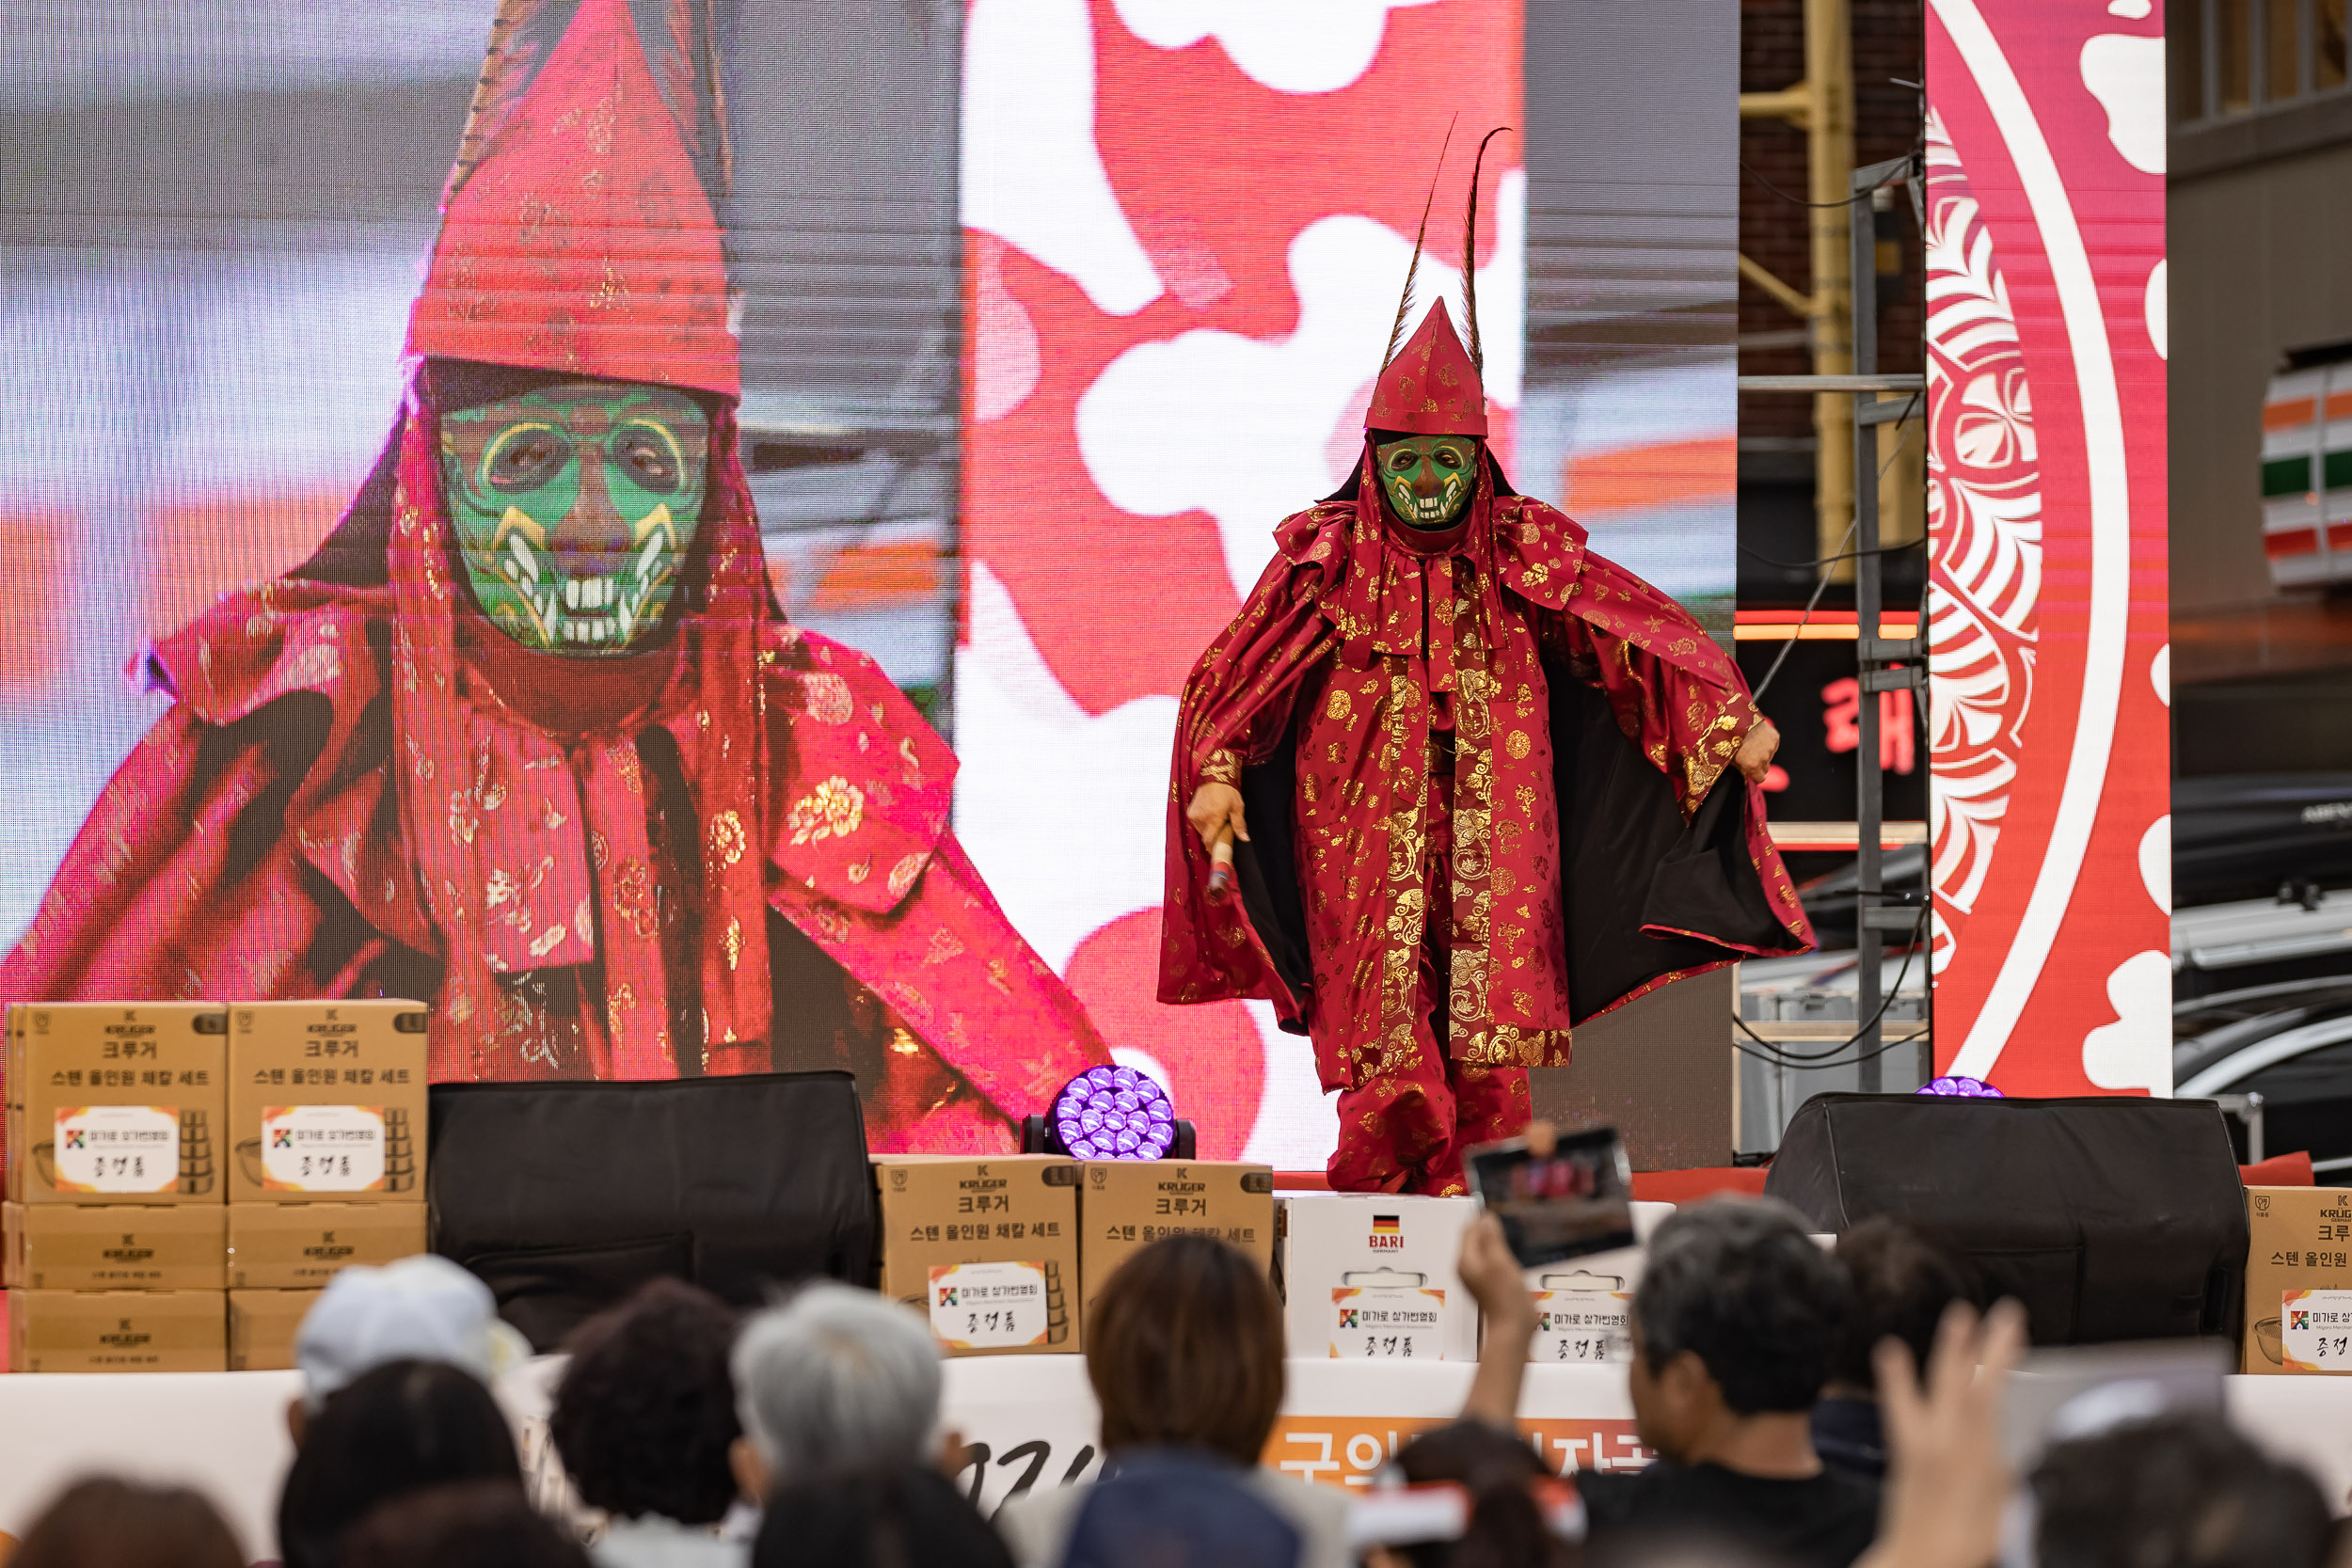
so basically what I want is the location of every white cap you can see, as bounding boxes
[294,1254,532,1412]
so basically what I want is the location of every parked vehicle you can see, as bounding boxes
[2175,977,2352,1173]
[2174,772,2352,911]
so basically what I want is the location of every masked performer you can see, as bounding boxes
[0,0,1104,1151]
[1161,140,1813,1194]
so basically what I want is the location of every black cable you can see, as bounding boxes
[1733,900,1931,1069]
[1749,534,1845,704]
[1739,536,1927,572]
[1740,157,1915,210]
[1747,395,1922,704]
[1734,1019,1924,1071]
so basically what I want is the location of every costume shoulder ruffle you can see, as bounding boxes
[760,622,959,916]
[142,581,389,724]
[116,581,433,957]
[135,584,963,927]
[1489,495,1589,610]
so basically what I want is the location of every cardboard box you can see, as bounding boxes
[6,1003,227,1205]
[6,1289,227,1372]
[229,1288,320,1371]
[228,1201,425,1289]
[227,1001,428,1203]
[2244,1185,2352,1373]
[873,1155,1080,1355]
[4,1200,227,1291]
[1277,1194,1481,1361]
[1080,1161,1274,1327]
[1517,1199,1675,1365]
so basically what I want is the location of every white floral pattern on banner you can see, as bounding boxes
[1924,106,2041,974]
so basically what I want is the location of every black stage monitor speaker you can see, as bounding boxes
[428,1069,875,1351]
[1764,1094,2250,1346]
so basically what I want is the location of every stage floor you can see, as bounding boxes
[0,1357,2346,1560]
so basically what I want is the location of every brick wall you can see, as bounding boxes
[1739,0,1925,447]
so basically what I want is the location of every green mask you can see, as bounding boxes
[439,380,710,656]
[1373,433,1479,530]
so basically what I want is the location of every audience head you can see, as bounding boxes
[1629,1197,1850,1459]
[731,1281,942,1494]
[276,1357,523,1568]
[2031,1414,2333,1568]
[339,1481,591,1568]
[551,1277,741,1526]
[8,1477,244,1568]
[295,1253,529,1413]
[752,1464,1010,1568]
[1830,1216,1979,1396]
[1087,1233,1285,1466]
[1387,1418,1579,1568]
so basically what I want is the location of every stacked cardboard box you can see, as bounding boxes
[1079,1160,1275,1327]
[874,1156,1283,1357]
[2242,1185,2352,1374]
[224,1002,429,1369]
[3,1000,434,1372]
[873,1155,1082,1356]
[1278,1194,1483,1361]
[5,1003,231,1371]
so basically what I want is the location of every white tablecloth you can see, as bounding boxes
[0,1360,2344,1561]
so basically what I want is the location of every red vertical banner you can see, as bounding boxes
[1924,2,2170,1093]
[956,1,1523,1164]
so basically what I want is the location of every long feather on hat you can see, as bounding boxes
[1379,116,1457,375]
[1459,126,1512,377]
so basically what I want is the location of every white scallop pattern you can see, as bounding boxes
[1924,106,2042,974]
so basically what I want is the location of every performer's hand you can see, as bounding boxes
[1185,782,1248,851]
[1734,719,1781,784]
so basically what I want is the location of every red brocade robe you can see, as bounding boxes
[0,394,1105,1154]
[1161,459,1813,1096]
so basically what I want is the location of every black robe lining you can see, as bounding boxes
[1233,654,1802,1037]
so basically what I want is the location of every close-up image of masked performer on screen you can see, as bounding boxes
[0,0,1108,1151]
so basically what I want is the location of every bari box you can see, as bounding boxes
[873,1155,1080,1356]
[1518,1199,1675,1365]
[1080,1161,1275,1327]
[229,1288,320,1371]
[1277,1194,1481,1362]
[2244,1186,2352,1373]
[6,1004,226,1205]
[4,1200,227,1291]
[5,1289,227,1372]
[228,1201,426,1289]
[227,1001,427,1203]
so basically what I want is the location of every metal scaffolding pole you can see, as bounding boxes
[1806,0,1856,578]
[1739,1,1931,1104]
[1850,154,1929,1087]
[1740,0,1858,578]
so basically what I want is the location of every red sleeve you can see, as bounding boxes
[1554,552,1761,817]
[763,626,958,915]
[1158,537,1336,1012]
[0,708,342,1006]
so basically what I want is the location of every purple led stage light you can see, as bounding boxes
[1917,1075,2004,1098]
[1052,1066,1176,1161]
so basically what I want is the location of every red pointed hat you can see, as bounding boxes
[1366,301,1487,437]
[405,0,739,398]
